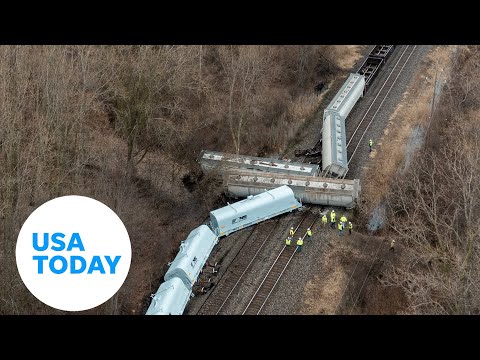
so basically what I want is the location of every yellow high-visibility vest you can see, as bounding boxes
[290,229,294,236]
[297,238,303,246]
[286,238,291,245]
[340,216,347,223]
[348,222,353,230]
[338,223,343,230]
[330,212,336,222]
[369,139,373,146]
[322,215,327,223]
[307,229,312,237]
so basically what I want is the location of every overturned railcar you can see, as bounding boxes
[199,150,320,177]
[322,111,348,178]
[164,225,218,288]
[210,185,302,237]
[325,73,366,119]
[224,171,360,209]
[146,277,191,315]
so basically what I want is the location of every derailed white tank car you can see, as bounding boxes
[322,111,348,178]
[199,150,320,177]
[146,277,191,315]
[146,186,302,315]
[209,185,302,237]
[224,171,360,209]
[321,73,366,178]
[164,225,218,288]
[325,73,366,119]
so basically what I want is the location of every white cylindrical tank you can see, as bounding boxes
[224,172,360,209]
[146,277,191,315]
[322,111,348,177]
[209,185,302,237]
[164,225,218,288]
[326,73,366,119]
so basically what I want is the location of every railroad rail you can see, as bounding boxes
[195,219,279,315]
[343,45,417,179]
[242,212,319,315]
[193,224,260,315]
[196,212,313,315]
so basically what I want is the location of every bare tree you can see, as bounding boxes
[216,46,274,154]
[383,46,480,314]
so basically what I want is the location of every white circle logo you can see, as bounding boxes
[16,195,132,312]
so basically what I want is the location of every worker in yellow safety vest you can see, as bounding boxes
[296,237,304,252]
[338,222,344,236]
[307,228,312,238]
[369,139,373,152]
[322,214,328,227]
[348,222,353,235]
[330,210,336,229]
[286,237,292,246]
[340,215,348,229]
[290,227,294,236]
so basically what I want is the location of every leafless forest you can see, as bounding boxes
[1,45,478,315]
[385,46,480,314]
[0,45,350,314]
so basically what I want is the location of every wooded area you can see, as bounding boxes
[385,46,480,314]
[0,45,348,314]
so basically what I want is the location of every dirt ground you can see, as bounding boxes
[297,45,458,315]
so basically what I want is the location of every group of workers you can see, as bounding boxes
[286,225,313,252]
[325,209,353,236]
[285,210,354,252]
[282,139,398,253]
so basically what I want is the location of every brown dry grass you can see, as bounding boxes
[359,45,457,220]
[299,232,368,315]
[300,254,346,314]
[335,45,366,70]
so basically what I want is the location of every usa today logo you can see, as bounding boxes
[16,195,132,312]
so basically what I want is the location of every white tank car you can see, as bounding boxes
[322,111,348,178]
[321,73,366,178]
[209,185,302,237]
[164,225,218,289]
[146,277,191,315]
[325,73,366,119]
[145,187,301,315]
[223,171,361,209]
[198,150,320,177]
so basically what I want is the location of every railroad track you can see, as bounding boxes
[195,218,281,315]
[193,221,262,315]
[196,211,314,315]
[343,45,417,179]
[242,212,319,315]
